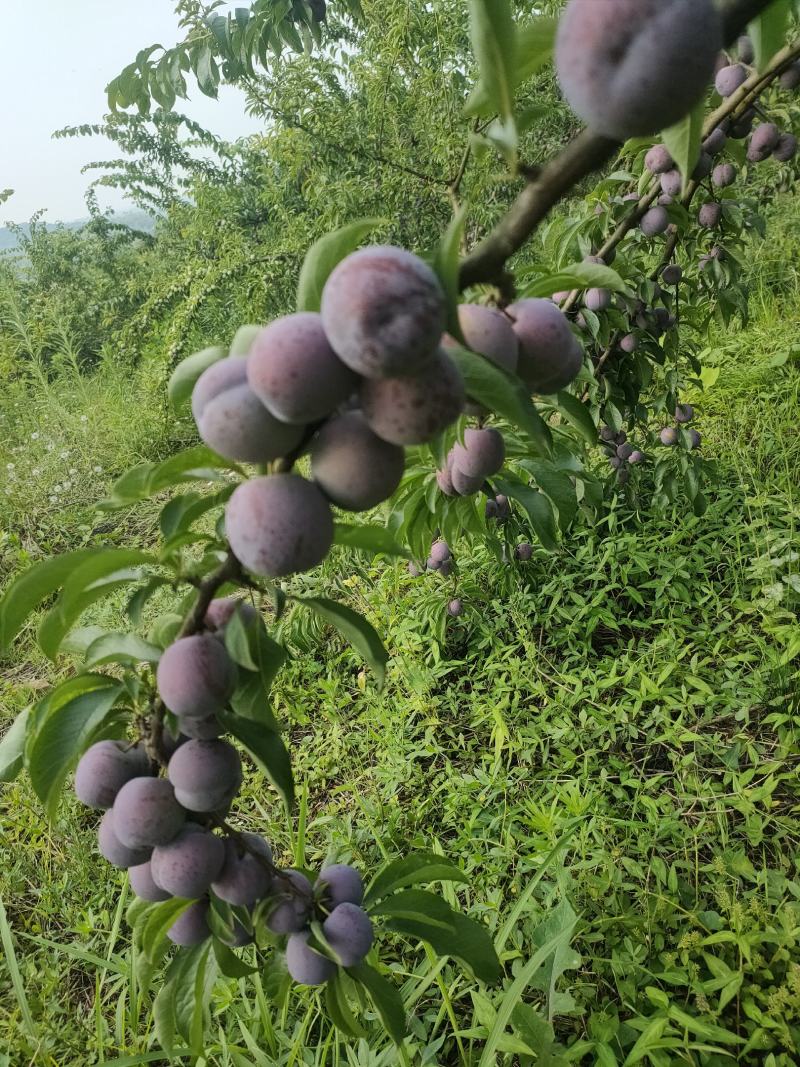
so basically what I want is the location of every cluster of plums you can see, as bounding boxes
[407,539,464,615]
[599,427,644,485]
[660,404,701,450]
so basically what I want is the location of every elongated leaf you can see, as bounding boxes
[219,712,294,812]
[369,888,461,927]
[522,262,628,298]
[26,674,124,820]
[432,206,469,339]
[296,219,384,313]
[101,446,236,510]
[465,0,516,123]
[494,477,558,551]
[523,462,578,532]
[364,851,469,907]
[663,101,705,192]
[0,708,29,783]
[225,613,286,688]
[382,906,500,985]
[325,972,367,1039]
[297,597,388,688]
[228,324,261,358]
[84,632,162,668]
[142,898,193,962]
[212,937,256,978]
[168,346,225,413]
[229,672,280,730]
[749,1,790,71]
[447,345,551,454]
[333,524,409,559]
[38,570,146,662]
[0,549,98,652]
[347,962,408,1043]
[554,390,597,445]
[467,17,556,114]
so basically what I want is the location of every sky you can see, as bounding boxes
[0,0,263,223]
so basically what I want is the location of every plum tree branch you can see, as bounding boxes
[457,0,781,293]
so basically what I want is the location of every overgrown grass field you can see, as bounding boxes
[1,199,800,1065]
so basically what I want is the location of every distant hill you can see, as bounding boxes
[0,209,157,251]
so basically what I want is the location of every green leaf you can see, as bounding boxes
[432,207,469,339]
[333,524,409,559]
[296,597,388,688]
[173,942,214,1053]
[26,674,124,820]
[0,708,29,783]
[521,262,628,298]
[168,346,225,413]
[229,671,280,730]
[325,972,367,1039]
[522,462,578,532]
[212,937,257,978]
[0,549,98,652]
[142,898,193,962]
[228,324,262,357]
[225,613,286,689]
[84,632,163,668]
[662,101,705,192]
[447,345,551,455]
[347,962,408,1043]
[219,712,294,812]
[102,446,237,509]
[296,219,384,313]
[465,0,517,124]
[370,888,462,927]
[554,391,597,445]
[466,17,556,114]
[364,851,469,907]
[494,478,558,551]
[381,901,501,985]
[749,1,790,71]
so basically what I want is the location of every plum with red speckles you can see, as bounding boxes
[452,428,505,480]
[98,809,152,868]
[130,860,171,901]
[226,474,333,578]
[360,349,465,445]
[323,902,374,967]
[286,932,335,985]
[157,634,237,719]
[168,899,211,946]
[715,63,748,98]
[74,740,151,810]
[151,827,225,899]
[508,299,583,393]
[191,357,304,463]
[555,0,721,140]
[247,312,358,424]
[168,739,242,814]
[640,206,669,237]
[321,246,445,378]
[311,412,404,512]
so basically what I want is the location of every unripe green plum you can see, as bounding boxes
[167,899,210,946]
[585,288,611,312]
[266,870,312,934]
[204,597,258,633]
[226,474,334,578]
[455,304,519,374]
[151,827,225,899]
[430,540,451,563]
[748,123,781,162]
[311,412,404,511]
[675,403,694,423]
[715,63,747,97]
[452,428,505,480]
[286,932,335,985]
[780,62,800,90]
[320,246,445,378]
[773,133,798,161]
[703,127,728,156]
[661,264,682,286]
[699,202,722,228]
[75,740,151,810]
[447,599,463,618]
[712,163,736,188]
[555,0,721,140]
[640,206,669,237]
[129,860,171,901]
[98,809,152,868]
[738,35,754,64]
[212,834,273,906]
[645,145,674,174]
[112,777,186,849]
[660,426,679,446]
[619,334,638,354]
[157,634,237,719]
[316,864,364,909]
[322,902,374,967]
[660,170,682,198]
[360,348,464,445]
[168,739,242,813]
[507,299,583,393]
[192,357,304,463]
[515,543,532,561]
[247,312,358,424]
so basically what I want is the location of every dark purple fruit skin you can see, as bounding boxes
[644,145,673,174]
[112,777,186,849]
[699,202,722,228]
[555,0,721,140]
[660,170,682,198]
[691,152,713,181]
[619,334,638,354]
[320,246,445,378]
[688,429,702,449]
[192,357,304,463]
[360,349,465,446]
[247,312,358,424]
[452,428,505,480]
[204,598,258,633]
[98,809,152,868]
[661,264,682,286]
[508,299,583,393]
[436,466,456,496]
[729,108,755,139]
[286,931,336,985]
[310,411,405,512]
[168,899,211,946]
[617,443,635,461]
[712,163,736,188]
[640,206,669,237]
[451,466,484,496]
[226,474,333,578]
[151,827,226,898]
[430,540,451,563]
[447,599,463,618]
[75,740,151,810]
[322,902,374,967]
[455,304,519,374]
[168,739,242,814]
[780,62,800,90]
[515,543,533,562]
[675,404,695,424]
[628,450,644,465]
[266,871,313,934]
[177,715,223,741]
[130,860,172,901]
[157,634,237,719]
[773,133,798,161]
[748,123,781,162]
[715,64,748,98]
[738,35,754,65]
[660,426,679,446]
[212,835,273,907]
[703,127,728,156]
[316,864,364,909]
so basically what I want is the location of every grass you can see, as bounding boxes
[1,203,800,1065]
